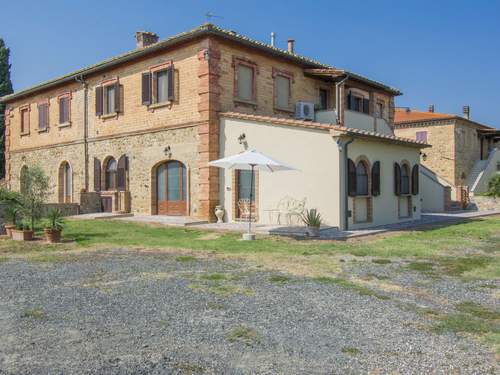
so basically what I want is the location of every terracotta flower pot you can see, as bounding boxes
[44,229,61,243]
[11,229,34,241]
[4,224,16,238]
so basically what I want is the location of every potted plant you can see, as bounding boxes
[301,208,322,238]
[44,208,64,243]
[3,205,20,237]
[11,220,34,241]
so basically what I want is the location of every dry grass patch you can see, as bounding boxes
[226,325,261,346]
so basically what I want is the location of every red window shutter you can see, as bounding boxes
[114,82,121,112]
[142,72,151,105]
[95,86,103,116]
[394,162,401,196]
[167,65,175,101]
[347,158,357,197]
[94,158,101,192]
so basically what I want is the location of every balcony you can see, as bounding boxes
[344,110,393,135]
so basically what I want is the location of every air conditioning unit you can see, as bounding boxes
[295,101,315,121]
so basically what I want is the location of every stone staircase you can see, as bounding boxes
[467,159,489,191]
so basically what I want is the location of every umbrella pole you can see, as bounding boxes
[248,164,255,235]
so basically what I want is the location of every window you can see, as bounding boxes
[401,164,410,195]
[347,91,369,114]
[155,70,169,103]
[377,102,385,118]
[275,75,291,109]
[59,96,70,124]
[141,65,175,106]
[237,170,256,202]
[96,82,120,116]
[236,64,254,102]
[319,89,329,110]
[356,162,369,196]
[416,131,428,143]
[105,85,116,114]
[20,107,29,134]
[38,103,49,131]
[105,158,117,190]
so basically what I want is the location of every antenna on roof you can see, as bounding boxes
[205,12,223,23]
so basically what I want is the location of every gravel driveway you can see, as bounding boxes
[0,249,497,374]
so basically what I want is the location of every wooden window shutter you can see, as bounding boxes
[114,82,121,112]
[95,86,103,116]
[59,99,64,123]
[411,164,419,195]
[394,162,401,196]
[142,72,151,105]
[93,158,101,192]
[371,161,381,196]
[363,98,370,114]
[117,154,128,191]
[347,158,357,197]
[38,104,47,130]
[167,65,175,101]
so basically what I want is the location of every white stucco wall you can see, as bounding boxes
[347,140,422,229]
[219,117,423,230]
[219,117,342,226]
[420,166,451,212]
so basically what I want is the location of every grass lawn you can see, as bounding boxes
[1,215,499,356]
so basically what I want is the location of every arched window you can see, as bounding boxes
[356,162,369,196]
[20,165,29,195]
[58,162,73,203]
[401,164,410,195]
[105,158,117,190]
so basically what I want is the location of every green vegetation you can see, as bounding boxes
[313,276,390,300]
[226,325,261,346]
[22,308,46,320]
[18,166,50,230]
[341,346,361,355]
[269,274,291,283]
[44,208,65,231]
[485,175,500,197]
[301,208,322,228]
[0,38,13,178]
[175,255,196,262]
[371,258,391,265]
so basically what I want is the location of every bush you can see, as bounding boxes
[44,208,64,231]
[486,175,500,198]
[301,208,322,228]
[4,205,20,226]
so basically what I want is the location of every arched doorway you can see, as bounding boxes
[156,160,187,216]
[58,161,72,203]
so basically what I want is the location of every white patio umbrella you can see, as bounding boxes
[209,149,297,240]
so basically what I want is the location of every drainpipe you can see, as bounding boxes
[75,75,89,192]
[340,137,355,230]
[335,75,349,125]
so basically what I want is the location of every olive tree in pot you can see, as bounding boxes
[301,208,322,238]
[12,166,50,241]
[44,208,64,243]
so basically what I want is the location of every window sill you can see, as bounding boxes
[100,112,118,120]
[20,132,30,137]
[354,195,371,198]
[234,98,257,108]
[37,128,48,134]
[148,101,172,110]
[58,122,71,129]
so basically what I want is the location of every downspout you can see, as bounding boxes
[340,137,354,230]
[335,74,349,124]
[75,75,89,192]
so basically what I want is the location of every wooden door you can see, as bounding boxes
[156,161,187,216]
[101,197,112,213]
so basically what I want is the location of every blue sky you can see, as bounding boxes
[1,0,499,128]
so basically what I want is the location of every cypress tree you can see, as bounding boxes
[0,38,13,179]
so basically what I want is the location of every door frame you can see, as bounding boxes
[151,160,189,216]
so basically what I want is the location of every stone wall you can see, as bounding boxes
[471,196,500,211]
[454,119,482,184]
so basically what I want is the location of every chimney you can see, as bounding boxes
[287,39,295,53]
[135,31,159,49]
[428,104,434,113]
[463,105,470,120]
[270,32,276,47]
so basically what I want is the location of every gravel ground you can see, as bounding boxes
[0,249,498,374]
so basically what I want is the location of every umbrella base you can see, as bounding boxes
[242,233,256,241]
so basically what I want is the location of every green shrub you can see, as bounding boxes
[301,208,322,228]
[44,208,64,231]
[4,205,20,226]
[486,175,500,197]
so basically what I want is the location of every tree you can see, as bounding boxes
[0,38,13,179]
[486,175,500,198]
[19,166,50,230]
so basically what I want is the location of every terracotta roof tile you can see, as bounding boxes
[221,112,429,148]
[394,109,455,123]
